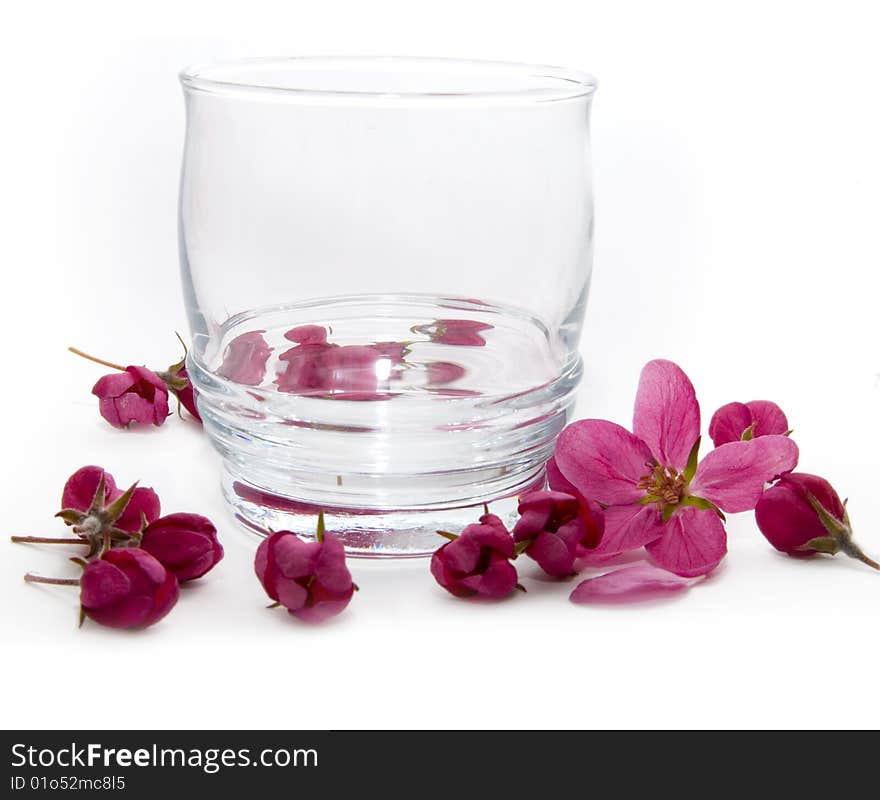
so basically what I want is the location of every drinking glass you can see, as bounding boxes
[178,57,597,555]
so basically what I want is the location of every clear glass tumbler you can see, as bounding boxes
[178,57,597,555]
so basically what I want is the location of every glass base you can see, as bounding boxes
[223,469,545,557]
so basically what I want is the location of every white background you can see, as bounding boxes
[2,0,878,729]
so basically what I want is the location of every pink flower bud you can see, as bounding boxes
[513,490,605,577]
[170,366,201,422]
[91,366,170,429]
[255,530,355,623]
[755,472,878,569]
[430,513,519,599]
[413,318,493,346]
[80,548,179,629]
[60,465,160,534]
[140,513,224,582]
[217,331,272,386]
[709,400,788,447]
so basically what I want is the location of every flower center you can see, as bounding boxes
[638,463,686,506]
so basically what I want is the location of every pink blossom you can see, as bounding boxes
[217,331,272,386]
[512,491,604,576]
[284,325,329,345]
[276,340,406,400]
[140,513,224,582]
[166,365,200,422]
[255,527,356,623]
[91,366,169,428]
[426,361,467,386]
[755,472,878,569]
[554,360,799,577]
[570,564,697,604]
[61,465,160,534]
[430,513,519,598]
[413,319,493,346]
[80,548,179,629]
[709,400,789,446]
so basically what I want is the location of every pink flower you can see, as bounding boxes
[284,325,328,345]
[60,465,160,534]
[430,513,519,598]
[554,360,799,577]
[91,366,169,428]
[276,340,406,400]
[512,491,604,577]
[709,400,789,446]
[140,513,224,582]
[255,525,356,623]
[218,331,272,386]
[167,365,201,422]
[755,473,878,569]
[79,548,179,629]
[426,361,467,386]
[413,319,493,346]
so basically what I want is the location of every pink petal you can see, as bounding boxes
[646,506,727,577]
[61,466,118,512]
[114,486,161,533]
[554,420,655,505]
[546,456,578,495]
[632,359,701,470]
[690,435,799,513]
[570,564,694,603]
[746,400,789,437]
[708,402,753,447]
[581,503,665,559]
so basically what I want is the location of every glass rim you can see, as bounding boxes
[178,55,598,102]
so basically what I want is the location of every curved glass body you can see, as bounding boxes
[179,57,597,554]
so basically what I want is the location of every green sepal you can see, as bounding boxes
[639,494,660,505]
[55,509,85,525]
[683,436,701,483]
[680,494,726,521]
[103,482,139,526]
[513,540,531,557]
[266,601,281,609]
[514,583,527,593]
[70,556,88,569]
[483,503,490,516]
[78,606,86,628]
[661,504,676,522]
[740,424,755,442]
[87,474,108,514]
[316,510,326,543]
[805,492,850,538]
[436,530,459,541]
[799,536,839,555]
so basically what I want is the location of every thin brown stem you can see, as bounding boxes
[68,347,126,371]
[842,539,880,571]
[24,573,80,586]
[11,536,86,545]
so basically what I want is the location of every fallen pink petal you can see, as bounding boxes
[570,564,697,604]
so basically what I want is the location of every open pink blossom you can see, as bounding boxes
[218,330,272,386]
[92,366,169,429]
[512,491,604,576]
[413,319,493,346]
[554,360,799,577]
[570,564,697,604]
[431,513,519,598]
[709,400,789,447]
